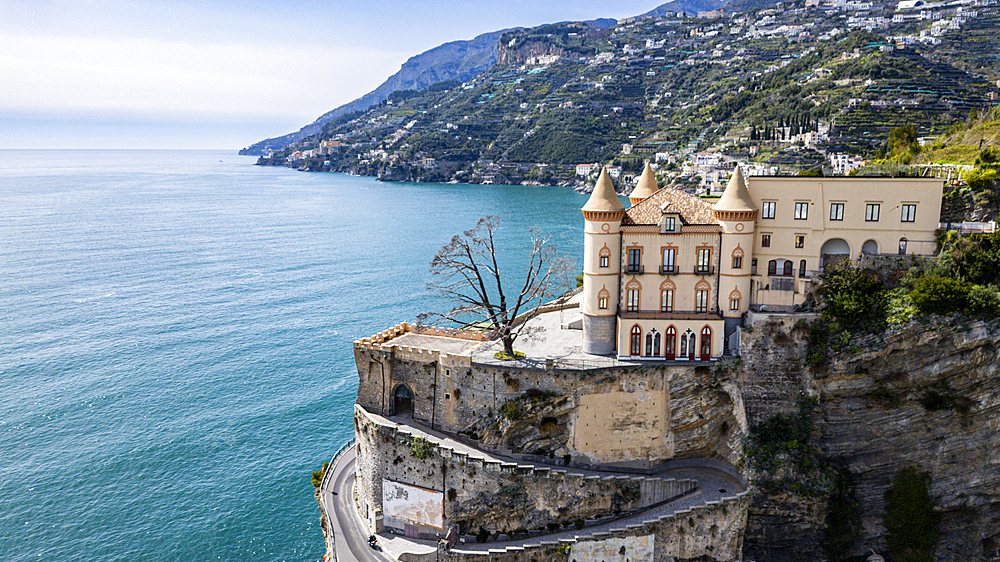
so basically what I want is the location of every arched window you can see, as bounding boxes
[645,328,661,357]
[729,288,742,311]
[768,260,777,276]
[660,279,675,313]
[680,328,696,360]
[665,326,676,360]
[625,279,642,312]
[731,245,744,269]
[783,260,793,277]
[694,279,711,313]
[630,325,642,356]
[898,237,908,255]
[599,244,611,268]
[700,326,713,361]
[799,259,807,278]
[597,287,610,310]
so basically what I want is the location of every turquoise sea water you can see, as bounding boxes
[0,150,588,562]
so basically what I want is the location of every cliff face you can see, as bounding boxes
[740,316,1000,561]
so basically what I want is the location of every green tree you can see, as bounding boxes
[884,467,939,562]
[820,262,886,332]
[908,275,970,315]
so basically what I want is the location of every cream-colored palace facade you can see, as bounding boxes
[581,163,943,360]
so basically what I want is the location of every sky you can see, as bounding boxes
[1,0,659,150]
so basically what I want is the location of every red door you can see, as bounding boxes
[665,327,676,360]
[699,327,712,361]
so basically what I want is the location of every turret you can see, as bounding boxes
[582,168,625,355]
[712,166,757,339]
[629,162,659,206]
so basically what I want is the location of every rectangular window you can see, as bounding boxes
[762,201,776,219]
[830,202,845,221]
[661,248,675,273]
[626,289,639,312]
[695,290,708,313]
[795,235,805,249]
[751,258,758,275]
[901,204,917,222]
[732,256,742,269]
[599,255,609,268]
[664,217,676,232]
[730,298,740,311]
[599,296,608,310]
[761,234,771,248]
[661,289,673,312]
[696,248,711,274]
[794,201,809,220]
[866,203,881,222]
[627,248,642,273]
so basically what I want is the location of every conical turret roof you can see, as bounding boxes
[714,165,756,212]
[582,167,625,211]
[629,162,659,203]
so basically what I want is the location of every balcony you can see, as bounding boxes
[660,265,678,275]
[693,265,715,275]
[626,265,645,274]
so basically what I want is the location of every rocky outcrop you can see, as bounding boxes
[740,315,1000,561]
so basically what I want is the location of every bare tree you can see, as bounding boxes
[420,216,570,358]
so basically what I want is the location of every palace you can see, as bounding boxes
[581,163,943,359]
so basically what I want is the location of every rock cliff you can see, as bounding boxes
[740,315,1000,561]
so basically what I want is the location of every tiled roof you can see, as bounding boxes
[622,187,719,226]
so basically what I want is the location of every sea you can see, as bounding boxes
[0,150,589,562]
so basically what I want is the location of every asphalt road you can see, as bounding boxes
[325,449,393,562]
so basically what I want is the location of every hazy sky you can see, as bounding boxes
[2,1,657,150]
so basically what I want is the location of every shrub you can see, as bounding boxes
[820,263,886,333]
[311,461,329,488]
[410,437,434,460]
[968,284,1000,317]
[909,275,970,315]
[884,467,939,562]
[500,400,524,421]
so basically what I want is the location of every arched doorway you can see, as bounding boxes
[393,383,413,416]
[630,325,642,356]
[665,326,676,360]
[680,328,696,361]
[862,240,879,255]
[699,326,712,361]
[820,238,851,271]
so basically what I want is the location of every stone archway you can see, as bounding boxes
[862,239,879,255]
[820,238,851,271]
[393,383,413,417]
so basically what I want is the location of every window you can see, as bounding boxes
[762,201,776,219]
[794,202,809,220]
[599,255,609,268]
[661,289,674,312]
[645,329,661,356]
[599,296,608,310]
[626,288,640,311]
[898,237,908,255]
[695,289,708,313]
[865,203,880,222]
[627,248,642,273]
[732,256,742,269]
[751,258,758,275]
[799,259,807,278]
[768,260,777,276]
[730,297,740,311]
[761,234,771,248]
[661,248,675,274]
[665,326,676,360]
[783,261,793,276]
[795,235,805,249]
[830,203,844,221]
[664,216,676,232]
[696,248,712,274]
[630,325,642,356]
[901,204,917,222]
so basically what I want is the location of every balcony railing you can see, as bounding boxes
[694,265,715,275]
[660,265,678,275]
[626,265,644,274]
